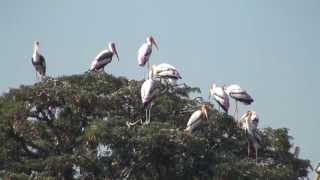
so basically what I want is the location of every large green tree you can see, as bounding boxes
[0,72,311,179]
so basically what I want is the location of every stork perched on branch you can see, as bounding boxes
[140,79,157,124]
[90,42,119,72]
[185,105,208,132]
[240,111,262,161]
[138,36,159,79]
[31,41,46,81]
[149,63,182,84]
[209,83,229,113]
[223,84,254,120]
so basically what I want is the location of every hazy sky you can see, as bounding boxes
[1,0,319,170]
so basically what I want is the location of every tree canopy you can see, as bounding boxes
[0,72,311,179]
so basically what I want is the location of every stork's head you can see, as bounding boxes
[147,36,159,50]
[108,42,119,61]
[34,40,40,46]
[33,40,40,52]
[201,105,208,121]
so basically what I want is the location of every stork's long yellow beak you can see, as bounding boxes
[204,109,208,121]
[152,38,159,50]
[114,48,120,62]
[202,106,208,120]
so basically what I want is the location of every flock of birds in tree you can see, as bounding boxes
[31,36,261,160]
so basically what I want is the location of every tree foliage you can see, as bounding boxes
[0,72,311,179]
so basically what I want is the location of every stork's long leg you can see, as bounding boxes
[146,105,151,124]
[234,100,237,118]
[35,71,38,81]
[40,73,44,81]
[145,108,148,123]
[255,146,258,162]
[145,61,150,80]
[248,141,251,157]
[234,101,239,121]
[148,106,151,123]
[236,101,239,120]
[37,71,42,82]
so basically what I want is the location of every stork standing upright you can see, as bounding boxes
[185,105,208,132]
[209,84,229,113]
[240,111,261,162]
[141,78,157,124]
[223,84,254,120]
[149,63,182,84]
[90,42,119,72]
[31,41,46,81]
[138,36,159,78]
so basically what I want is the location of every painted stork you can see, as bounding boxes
[185,105,208,132]
[240,111,261,161]
[209,84,229,113]
[223,84,254,120]
[31,41,46,80]
[149,63,182,84]
[90,42,119,72]
[138,36,158,78]
[141,79,157,124]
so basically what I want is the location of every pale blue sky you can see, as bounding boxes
[1,0,319,168]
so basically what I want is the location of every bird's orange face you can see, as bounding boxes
[33,41,40,52]
[201,105,208,120]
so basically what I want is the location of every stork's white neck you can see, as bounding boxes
[33,45,40,61]
[108,44,113,52]
[146,38,152,46]
[34,45,39,53]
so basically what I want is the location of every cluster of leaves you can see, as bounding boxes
[0,72,311,179]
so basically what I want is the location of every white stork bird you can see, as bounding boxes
[185,105,208,132]
[138,36,159,78]
[90,42,119,72]
[223,84,254,120]
[141,79,157,124]
[240,111,261,161]
[31,41,46,81]
[149,63,182,84]
[209,84,229,113]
